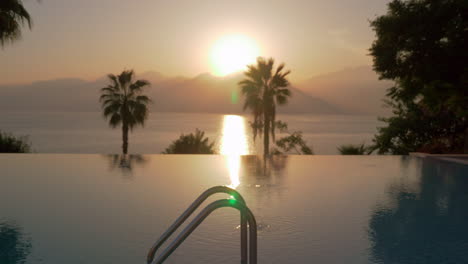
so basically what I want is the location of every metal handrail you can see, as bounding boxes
[147,186,249,264]
[152,199,257,264]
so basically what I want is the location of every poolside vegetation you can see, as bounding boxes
[271,121,313,155]
[337,144,372,155]
[369,0,468,154]
[163,129,216,154]
[0,131,31,153]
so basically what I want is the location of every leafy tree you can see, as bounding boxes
[99,70,151,154]
[370,0,468,154]
[0,0,32,47]
[337,143,371,155]
[163,129,215,154]
[0,131,31,153]
[271,121,313,155]
[239,57,291,156]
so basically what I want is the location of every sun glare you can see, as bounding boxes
[220,115,249,188]
[210,35,260,76]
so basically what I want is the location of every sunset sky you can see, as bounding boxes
[1,0,389,85]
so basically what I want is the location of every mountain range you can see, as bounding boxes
[0,66,392,115]
[297,66,392,115]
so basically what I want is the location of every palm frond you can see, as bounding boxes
[130,80,150,91]
[108,113,122,127]
[106,74,119,89]
[0,0,33,46]
[135,95,151,104]
[103,102,121,117]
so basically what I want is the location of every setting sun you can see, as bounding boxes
[210,35,260,76]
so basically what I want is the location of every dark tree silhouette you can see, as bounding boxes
[0,222,32,264]
[0,0,32,47]
[239,57,291,156]
[0,131,31,153]
[99,70,151,154]
[337,143,371,155]
[368,159,468,263]
[271,121,313,155]
[370,0,468,154]
[163,129,215,154]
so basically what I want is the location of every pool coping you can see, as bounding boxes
[410,152,468,165]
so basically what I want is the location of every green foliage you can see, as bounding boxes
[0,131,31,153]
[0,0,32,47]
[163,129,215,154]
[239,57,291,155]
[99,70,151,154]
[370,0,468,154]
[271,121,313,155]
[373,103,466,154]
[338,144,371,155]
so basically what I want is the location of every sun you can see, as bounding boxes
[210,35,260,76]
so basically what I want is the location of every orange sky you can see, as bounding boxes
[0,0,390,85]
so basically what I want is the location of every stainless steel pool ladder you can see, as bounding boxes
[146,186,257,264]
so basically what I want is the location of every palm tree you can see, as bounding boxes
[239,57,291,156]
[99,70,151,154]
[0,0,32,47]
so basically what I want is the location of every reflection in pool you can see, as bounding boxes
[220,115,250,188]
[0,221,32,264]
[0,155,467,263]
[368,158,468,263]
[103,154,148,178]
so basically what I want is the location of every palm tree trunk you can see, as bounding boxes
[263,114,270,156]
[122,124,129,154]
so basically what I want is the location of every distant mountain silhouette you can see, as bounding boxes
[0,72,342,114]
[297,66,392,115]
[0,78,100,112]
[143,71,342,114]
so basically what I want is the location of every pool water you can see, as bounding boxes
[1,155,467,263]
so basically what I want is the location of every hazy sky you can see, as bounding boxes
[0,0,390,84]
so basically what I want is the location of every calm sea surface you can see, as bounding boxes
[0,112,381,154]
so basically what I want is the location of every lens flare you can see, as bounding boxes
[220,115,249,188]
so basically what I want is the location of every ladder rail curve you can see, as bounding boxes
[152,199,257,264]
[147,186,248,264]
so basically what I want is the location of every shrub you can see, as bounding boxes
[0,131,32,153]
[163,129,215,154]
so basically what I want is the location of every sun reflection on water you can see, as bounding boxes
[220,115,249,188]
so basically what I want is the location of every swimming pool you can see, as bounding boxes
[1,155,467,263]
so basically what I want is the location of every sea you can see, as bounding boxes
[0,111,382,155]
